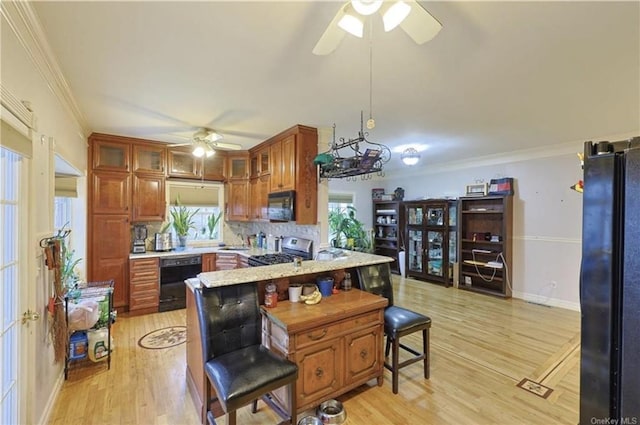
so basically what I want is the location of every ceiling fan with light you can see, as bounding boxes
[169,128,242,158]
[313,0,442,55]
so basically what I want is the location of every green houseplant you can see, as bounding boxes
[169,201,199,247]
[328,206,372,252]
[207,212,223,239]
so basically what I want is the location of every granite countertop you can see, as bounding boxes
[129,246,266,260]
[197,251,393,289]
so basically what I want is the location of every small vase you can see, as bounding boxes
[178,235,187,249]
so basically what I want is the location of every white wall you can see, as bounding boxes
[366,134,637,310]
[2,4,88,424]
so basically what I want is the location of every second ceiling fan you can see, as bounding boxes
[169,128,242,158]
[313,0,442,55]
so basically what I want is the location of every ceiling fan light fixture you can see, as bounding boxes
[205,147,215,158]
[383,1,412,32]
[192,145,205,158]
[351,0,383,16]
[401,147,420,166]
[338,14,364,38]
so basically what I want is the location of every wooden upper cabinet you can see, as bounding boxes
[250,146,270,177]
[91,137,131,172]
[227,152,249,180]
[132,143,166,174]
[249,175,270,221]
[132,173,165,222]
[270,134,295,192]
[226,180,249,221]
[91,171,131,215]
[201,153,226,181]
[167,148,226,181]
[167,148,200,179]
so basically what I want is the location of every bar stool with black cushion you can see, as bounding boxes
[356,262,431,394]
[194,283,298,425]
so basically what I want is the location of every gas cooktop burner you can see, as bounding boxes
[248,253,297,266]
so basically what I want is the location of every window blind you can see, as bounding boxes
[0,119,32,158]
[168,182,220,206]
[55,176,78,197]
[328,193,354,204]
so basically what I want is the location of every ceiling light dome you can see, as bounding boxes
[351,0,383,16]
[401,147,420,166]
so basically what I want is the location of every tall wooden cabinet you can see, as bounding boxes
[88,135,133,310]
[458,195,513,298]
[403,199,457,287]
[372,201,401,274]
[88,133,167,311]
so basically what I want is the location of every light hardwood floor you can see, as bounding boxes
[48,276,580,425]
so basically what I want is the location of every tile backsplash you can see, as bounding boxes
[225,221,321,255]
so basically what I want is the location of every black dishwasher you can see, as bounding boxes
[159,255,202,312]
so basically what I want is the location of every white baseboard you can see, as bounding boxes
[513,290,580,312]
[37,370,64,425]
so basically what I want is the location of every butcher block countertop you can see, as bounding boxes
[196,251,393,288]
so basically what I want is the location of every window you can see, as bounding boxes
[1,147,20,424]
[166,181,224,245]
[328,192,355,242]
[54,197,72,231]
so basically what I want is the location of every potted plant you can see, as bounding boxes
[328,206,372,252]
[169,201,199,248]
[207,212,223,239]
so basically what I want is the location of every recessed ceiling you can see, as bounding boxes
[32,1,640,170]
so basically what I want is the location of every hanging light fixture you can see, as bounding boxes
[401,148,420,165]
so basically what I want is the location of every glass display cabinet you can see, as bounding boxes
[403,199,457,286]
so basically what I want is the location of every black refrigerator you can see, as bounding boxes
[580,137,640,424]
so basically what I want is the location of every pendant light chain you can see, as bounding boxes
[367,20,375,129]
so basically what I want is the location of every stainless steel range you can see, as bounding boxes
[248,236,313,267]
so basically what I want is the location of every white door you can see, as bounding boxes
[1,147,31,424]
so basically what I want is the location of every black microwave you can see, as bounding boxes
[268,190,295,222]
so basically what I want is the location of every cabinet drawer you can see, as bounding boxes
[130,290,159,310]
[130,269,159,280]
[294,310,380,350]
[130,258,159,270]
[130,279,158,293]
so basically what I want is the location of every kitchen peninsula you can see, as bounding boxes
[186,251,393,422]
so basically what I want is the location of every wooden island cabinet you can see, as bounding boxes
[261,289,387,413]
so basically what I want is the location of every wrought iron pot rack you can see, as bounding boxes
[316,112,391,181]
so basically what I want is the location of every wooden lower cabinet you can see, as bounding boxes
[215,252,238,270]
[202,253,216,272]
[261,289,387,413]
[129,257,159,315]
[89,214,130,309]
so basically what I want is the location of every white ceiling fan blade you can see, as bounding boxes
[167,142,192,147]
[313,3,349,55]
[399,0,443,45]
[208,141,242,151]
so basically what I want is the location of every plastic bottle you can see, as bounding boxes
[342,272,352,291]
[265,283,278,308]
[87,328,109,362]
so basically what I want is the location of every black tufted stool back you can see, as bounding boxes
[357,263,431,394]
[195,283,298,425]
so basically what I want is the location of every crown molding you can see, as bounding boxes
[1,1,89,136]
[385,130,639,179]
